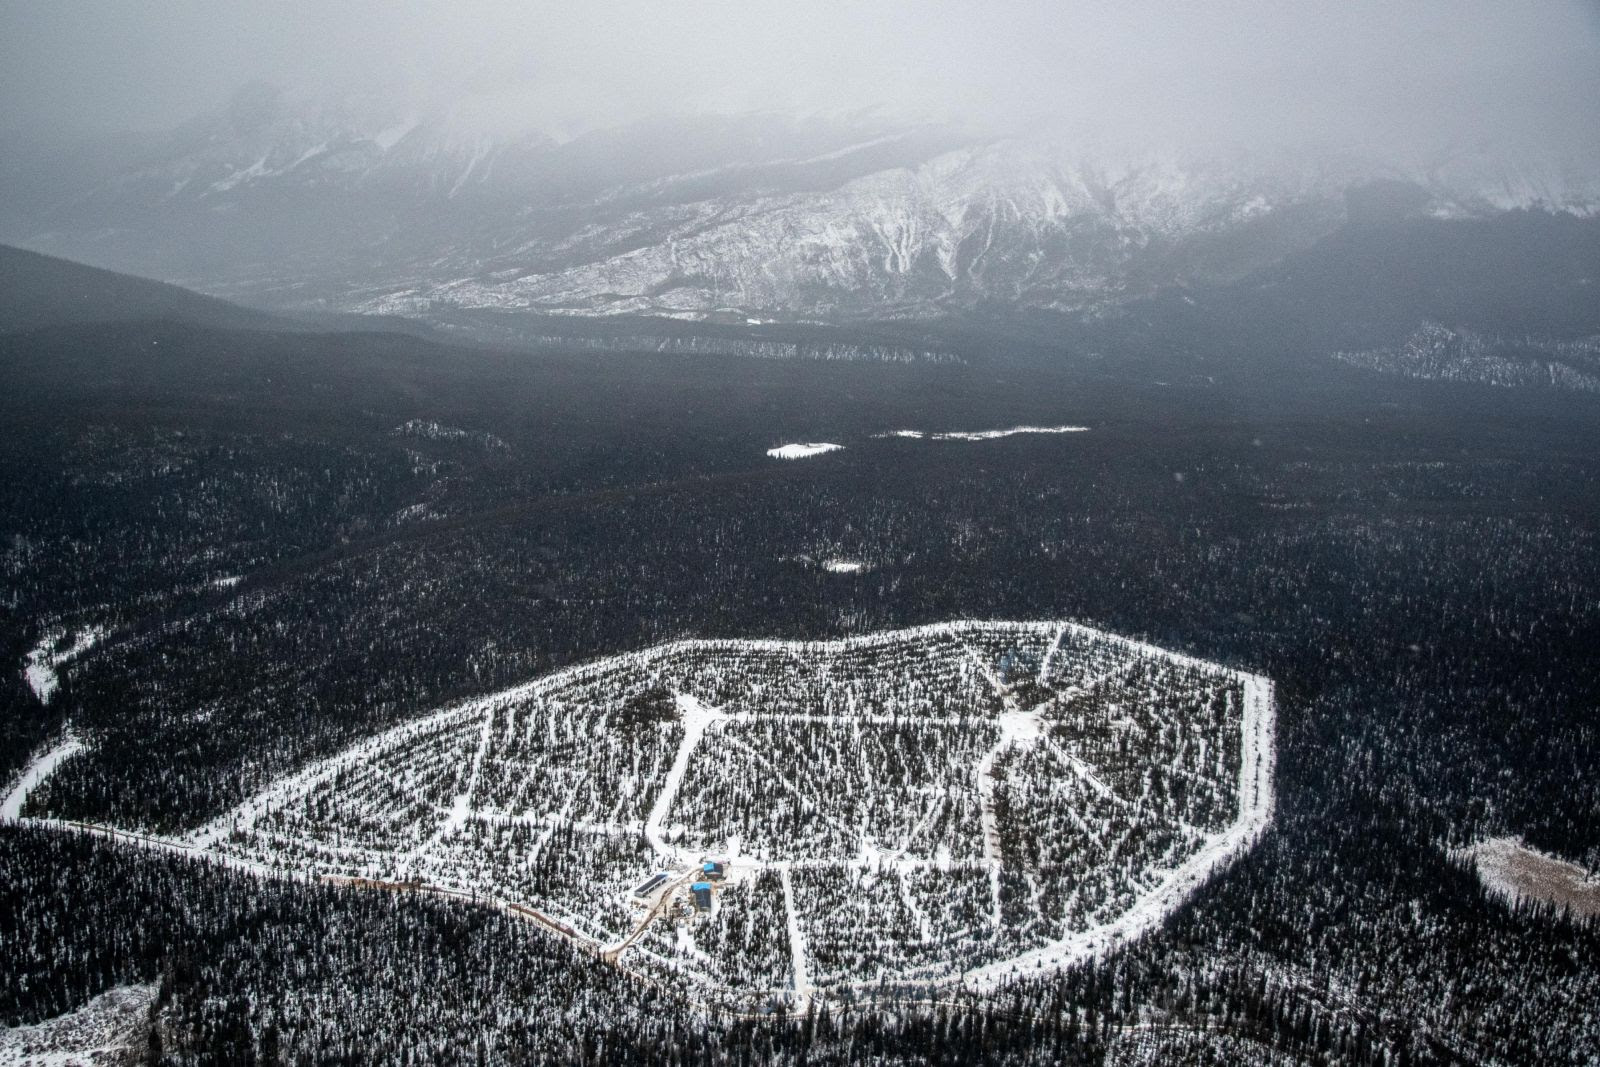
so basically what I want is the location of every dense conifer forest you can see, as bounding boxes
[3,249,1599,1062]
[5,0,1600,1054]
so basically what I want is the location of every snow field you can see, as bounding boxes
[0,983,155,1066]
[1455,836,1600,918]
[21,626,106,704]
[2,736,87,821]
[876,426,1090,442]
[766,443,843,460]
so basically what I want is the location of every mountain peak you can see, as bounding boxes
[5,105,1597,325]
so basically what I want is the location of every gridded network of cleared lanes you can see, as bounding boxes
[201,620,1273,1004]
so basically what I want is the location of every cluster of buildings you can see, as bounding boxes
[690,859,727,911]
[633,857,728,918]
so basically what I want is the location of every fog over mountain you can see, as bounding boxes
[4,1,1599,153]
[3,2,1597,328]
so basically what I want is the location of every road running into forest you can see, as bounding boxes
[1,736,84,820]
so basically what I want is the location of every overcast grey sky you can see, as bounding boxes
[2,1,1597,152]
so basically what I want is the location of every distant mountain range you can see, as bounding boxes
[4,93,1599,327]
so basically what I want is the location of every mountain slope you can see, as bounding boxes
[7,101,1598,327]
[0,244,280,334]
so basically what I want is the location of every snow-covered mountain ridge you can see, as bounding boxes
[7,98,1597,324]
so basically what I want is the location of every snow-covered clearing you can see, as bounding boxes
[0,983,155,1067]
[21,627,105,704]
[779,867,814,1008]
[879,425,1090,442]
[445,704,497,835]
[766,442,843,460]
[2,737,86,821]
[1457,836,1600,918]
[968,645,1047,927]
[400,703,499,877]
[187,694,499,849]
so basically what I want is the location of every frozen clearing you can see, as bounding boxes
[766,442,843,460]
[1458,836,1600,918]
[2,737,86,821]
[879,425,1090,441]
[0,983,155,1066]
[21,626,105,704]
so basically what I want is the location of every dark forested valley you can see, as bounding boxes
[2,240,1599,1064]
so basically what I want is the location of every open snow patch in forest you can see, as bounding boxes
[766,442,843,460]
[21,626,105,704]
[0,983,154,1066]
[877,425,1089,441]
[1458,836,1600,918]
[2,736,87,821]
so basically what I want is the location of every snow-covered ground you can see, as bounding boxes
[779,866,814,1009]
[2,737,86,821]
[21,627,105,704]
[0,983,154,1066]
[879,426,1090,442]
[1457,836,1600,918]
[766,442,844,460]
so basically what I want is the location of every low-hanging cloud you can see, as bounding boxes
[2,0,1596,158]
